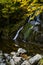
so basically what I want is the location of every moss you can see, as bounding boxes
[38,59,43,65]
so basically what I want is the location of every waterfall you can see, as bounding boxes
[36,15,40,22]
[13,26,23,40]
[35,15,40,25]
[13,15,40,42]
[35,21,40,25]
[27,15,40,26]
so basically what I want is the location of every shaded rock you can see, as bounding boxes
[0,51,3,56]
[35,33,43,43]
[0,51,3,63]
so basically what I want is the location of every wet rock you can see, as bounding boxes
[29,54,42,64]
[17,48,27,54]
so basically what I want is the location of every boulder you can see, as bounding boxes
[4,53,9,57]
[21,60,31,65]
[13,57,23,65]
[10,52,17,57]
[29,54,42,64]
[4,53,11,61]
[17,48,27,54]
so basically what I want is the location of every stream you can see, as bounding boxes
[0,14,43,55]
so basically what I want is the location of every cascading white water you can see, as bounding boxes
[28,15,40,25]
[13,15,40,42]
[13,26,23,40]
[35,15,40,25]
[27,15,40,32]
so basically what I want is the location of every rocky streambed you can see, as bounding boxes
[0,48,43,65]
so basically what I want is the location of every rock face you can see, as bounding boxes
[0,48,43,65]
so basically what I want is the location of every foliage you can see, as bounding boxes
[0,0,43,53]
[38,59,43,65]
[0,0,43,40]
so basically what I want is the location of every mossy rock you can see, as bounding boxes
[38,59,43,65]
